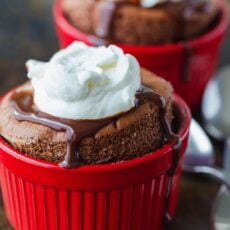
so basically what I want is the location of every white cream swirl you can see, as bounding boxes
[141,0,183,8]
[26,42,141,120]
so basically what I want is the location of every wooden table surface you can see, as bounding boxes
[0,0,229,229]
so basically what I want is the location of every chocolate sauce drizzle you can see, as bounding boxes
[135,86,182,224]
[11,86,180,169]
[90,0,210,45]
[182,42,193,82]
[135,86,180,154]
[136,87,182,223]
[94,1,117,38]
[11,92,114,168]
[11,85,181,222]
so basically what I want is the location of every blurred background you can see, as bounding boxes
[0,0,57,94]
[0,0,230,95]
[0,0,230,229]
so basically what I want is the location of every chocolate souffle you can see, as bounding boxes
[61,0,219,44]
[0,42,175,168]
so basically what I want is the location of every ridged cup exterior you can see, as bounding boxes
[0,95,191,230]
[0,167,171,230]
[53,0,229,111]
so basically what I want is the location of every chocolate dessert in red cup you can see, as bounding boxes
[0,43,191,230]
[53,0,229,111]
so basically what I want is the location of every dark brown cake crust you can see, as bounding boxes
[61,0,219,44]
[0,69,173,164]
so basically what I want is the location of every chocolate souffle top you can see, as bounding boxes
[0,42,176,168]
[61,0,219,45]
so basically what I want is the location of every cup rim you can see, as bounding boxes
[0,94,190,173]
[53,0,229,53]
[0,93,191,189]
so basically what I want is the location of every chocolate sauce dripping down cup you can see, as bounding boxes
[11,87,181,182]
[136,85,182,223]
[12,86,181,224]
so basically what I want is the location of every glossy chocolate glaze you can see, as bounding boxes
[11,92,114,168]
[135,86,180,152]
[136,86,181,224]
[11,85,181,223]
[11,85,180,169]
[10,84,182,225]
[94,1,117,38]
[90,0,211,45]
[182,42,193,82]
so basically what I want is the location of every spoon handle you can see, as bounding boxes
[223,138,230,172]
[183,165,230,190]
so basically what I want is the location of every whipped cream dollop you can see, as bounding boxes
[141,0,182,8]
[26,42,141,120]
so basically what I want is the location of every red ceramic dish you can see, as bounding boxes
[0,94,191,230]
[53,0,229,112]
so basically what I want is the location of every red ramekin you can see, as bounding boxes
[0,94,191,230]
[53,0,229,112]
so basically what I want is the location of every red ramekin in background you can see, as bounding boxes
[0,94,191,230]
[53,0,229,112]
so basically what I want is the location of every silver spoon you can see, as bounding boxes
[182,119,230,190]
[212,185,230,230]
[201,67,230,229]
[202,67,230,171]
[202,67,230,141]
